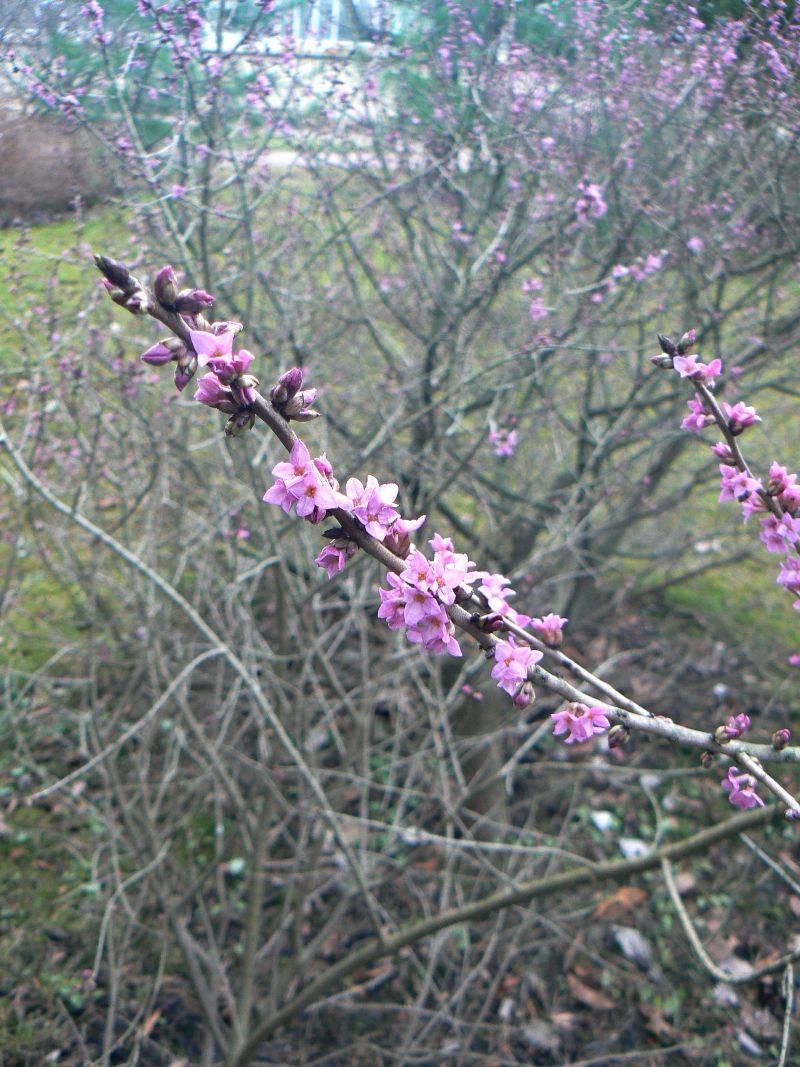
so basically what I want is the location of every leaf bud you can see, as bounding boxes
[225,409,257,436]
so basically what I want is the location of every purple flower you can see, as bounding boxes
[721,767,765,810]
[195,372,235,411]
[777,556,800,594]
[551,703,611,745]
[722,713,751,740]
[347,475,400,540]
[189,328,237,368]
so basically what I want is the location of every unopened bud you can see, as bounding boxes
[225,409,256,436]
[141,340,176,366]
[153,265,179,307]
[700,750,715,768]
[174,288,215,314]
[657,333,677,357]
[94,254,134,292]
[650,353,673,369]
[174,355,198,392]
[677,329,697,354]
[512,682,534,710]
[772,728,791,750]
[271,367,303,406]
[481,612,507,633]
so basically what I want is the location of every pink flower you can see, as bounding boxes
[721,767,765,810]
[777,556,800,594]
[686,236,704,254]
[491,637,543,696]
[347,475,400,541]
[531,613,568,647]
[721,713,751,740]
[551,703,611,744]
[673,354,722,387]
[377,572,408,630]
[760,513,800,553]
[681,397,712,434]
[195,372,235,410]
[315,542,356,578]
[488,428,518,457]
[189,328,237,368]
[722,401,760,434]
[718,464,762,503]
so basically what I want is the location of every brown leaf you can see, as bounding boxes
[595,886,647,919]
[141,1009,161,1038]
[566,974,615,1011]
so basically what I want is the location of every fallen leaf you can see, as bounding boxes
[595,886,647,919]
[566,974,615,1011]
[141,1009,161,1038]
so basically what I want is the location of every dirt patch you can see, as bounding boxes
[0,110,113,224]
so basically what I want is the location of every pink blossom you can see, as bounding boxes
[531,613,568,646]
[347,475,400,541]
[721,767,765,810]
[315,542,356,578]
[489,428,518,457]
[686,236,704,254]
[722,401,760,434]
[681,397,711,434]
[551,703,611,744]
[189,328,237,368]
[377,572,408,630]
[195,372,234,410]
[760,513,800,553]
[718,464,762,503]
[491,637,543,696]
[721,713,751,740]
[673,354,722,387]
[777,556,800,594]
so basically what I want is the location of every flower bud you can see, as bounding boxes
[772,728,791,750]
[271,367,303,406]
[94,254,133,291]
[174,288,215,314]
[657,333,677,356]
[700,750,715,768]
[512,682,534,710]
[141,340,176,366]
[650,353,673,369]
[480,612,507,633]
[677,329,697,354]
[174,354,198,391]
[153,265,179,307]
[211,319,243,336]
[717,713,751,742]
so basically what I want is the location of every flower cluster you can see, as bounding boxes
[263,439,351,523]
[551,703,611,745]
[657,331,800,623]
[378,536,481,657]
